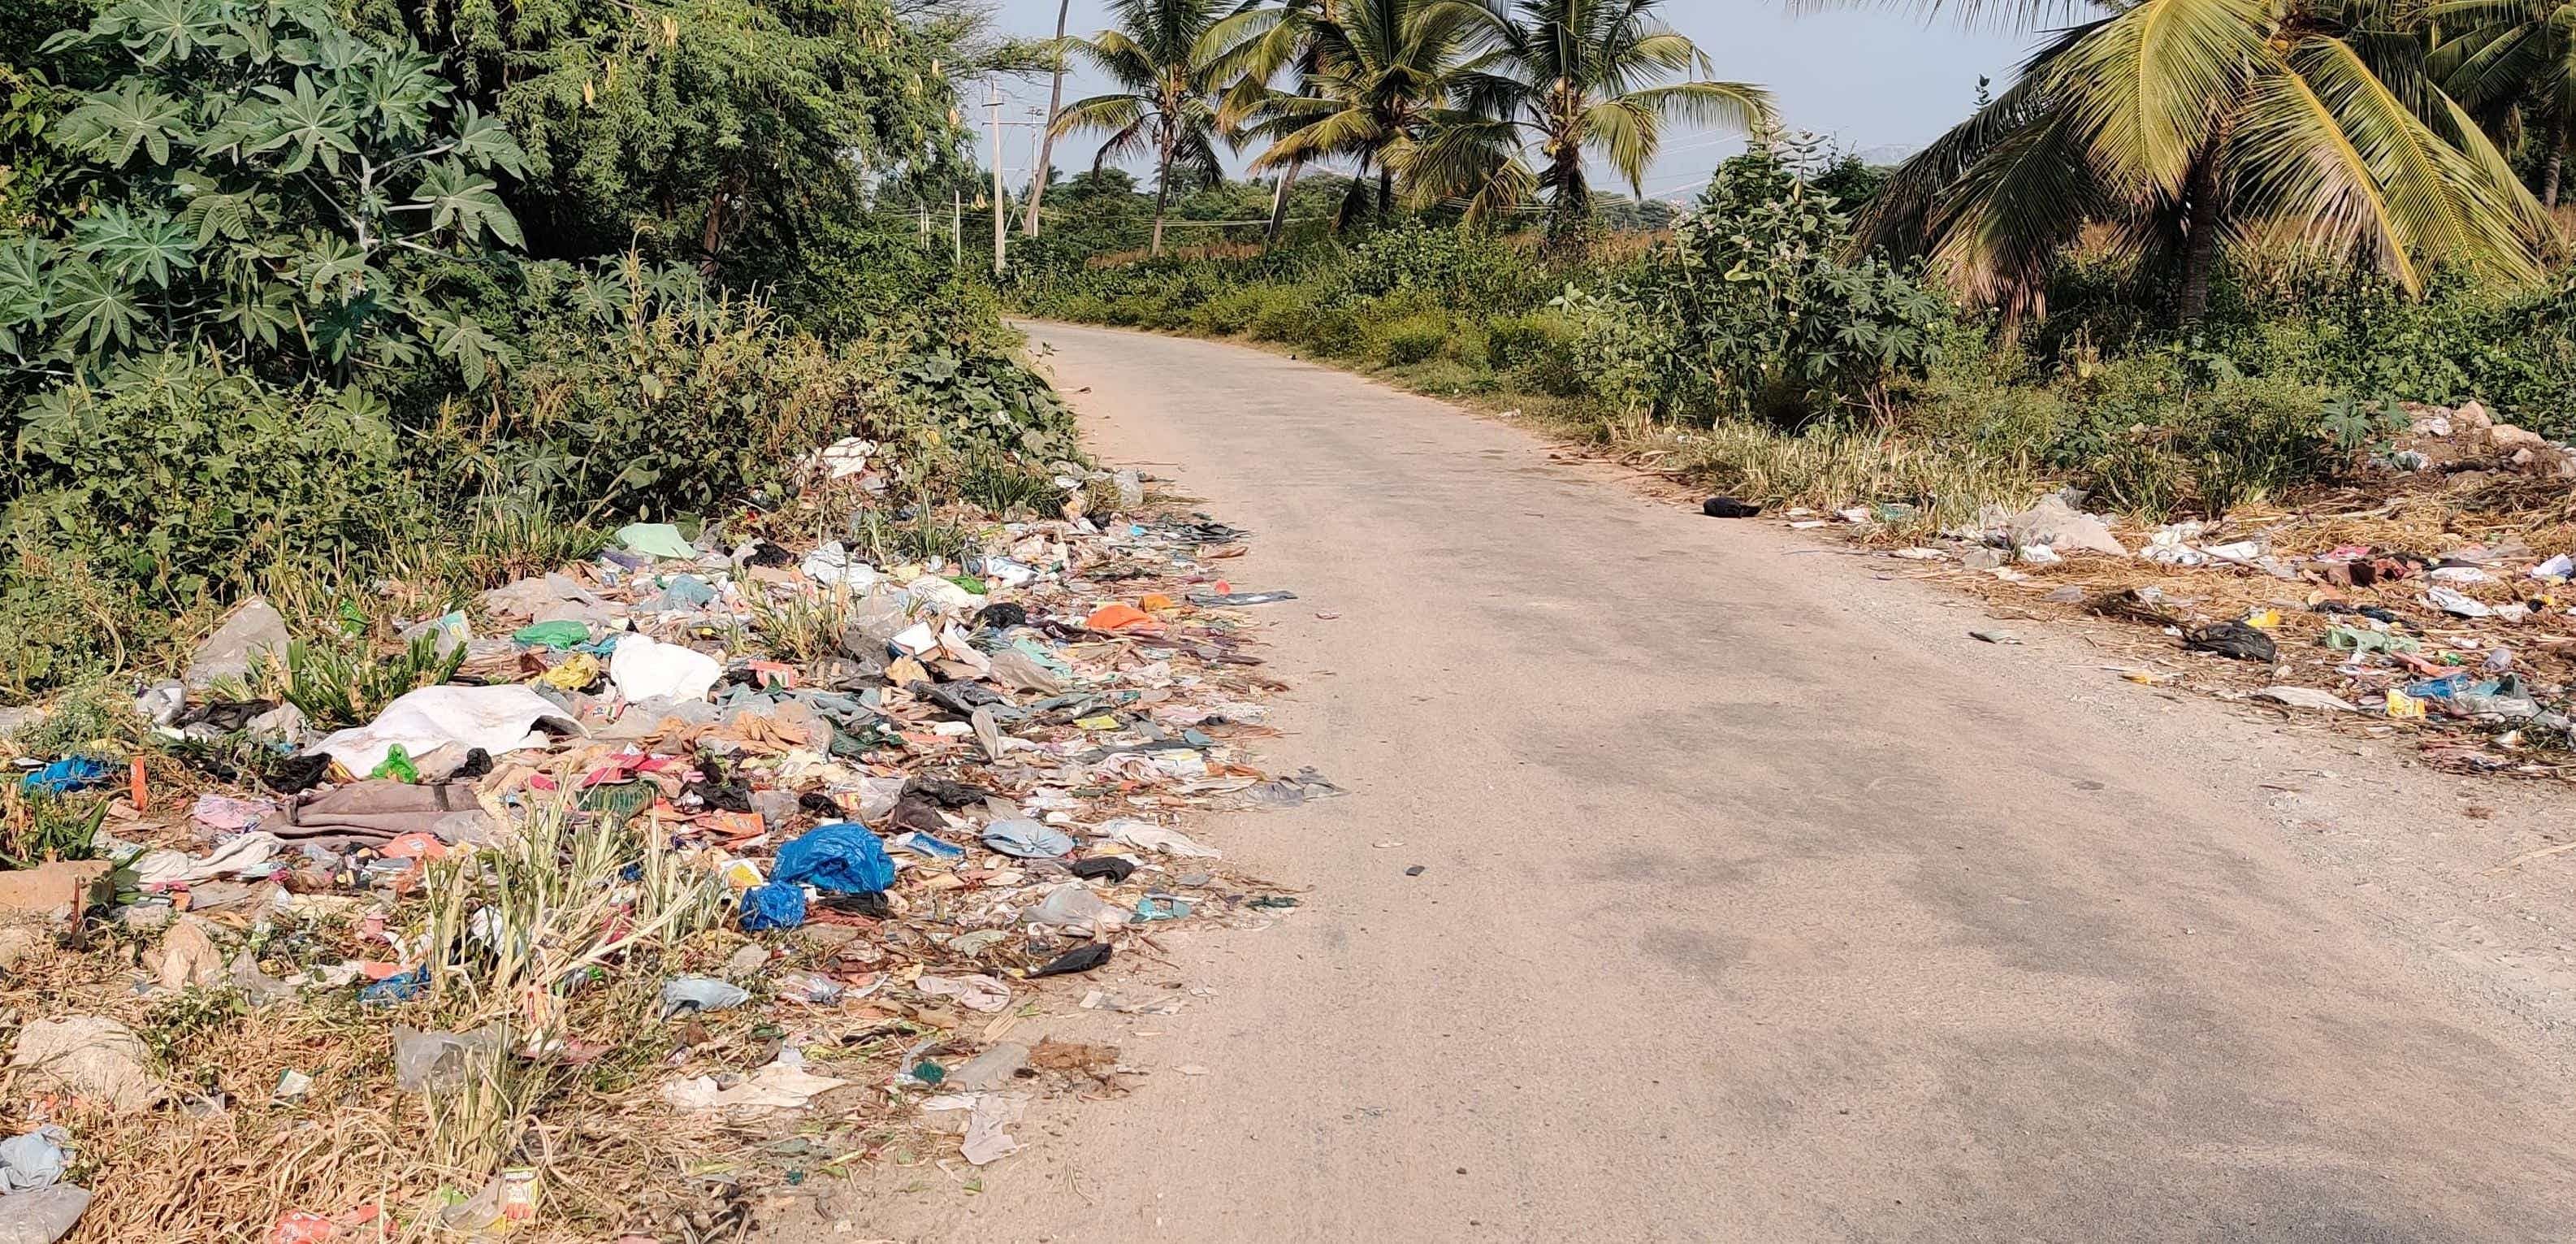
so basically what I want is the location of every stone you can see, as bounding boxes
[0,925,47,975]
[947,1042,1030,1091]
[183,596,290,690]
[2488,423,2550,453]
[0,862,112,923]
[8,1016,162,1114]
[723,943,771,979]
[2006,495,2128,557]
[2453,399,2494,432]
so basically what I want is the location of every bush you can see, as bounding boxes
[8,358,418,605]
[1373,310,1451,366]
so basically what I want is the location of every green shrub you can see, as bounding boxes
[1485,309,1584,396]
[1376,312,1450,366]
[8,357,418,605]
[1248,288,1320,342]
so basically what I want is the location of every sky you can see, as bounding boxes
[975,0,2041,203]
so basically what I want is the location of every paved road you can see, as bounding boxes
[801,323,2576,1242]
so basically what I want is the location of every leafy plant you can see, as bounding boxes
[0,786,108,869]
[2317,391,2411,455]
[273,632,465,730]
[3,0,528,382]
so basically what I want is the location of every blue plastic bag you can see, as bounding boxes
[741,881,807,931]
[21,756,112,795]
[359,967,429,1006]
[773,822,895,894]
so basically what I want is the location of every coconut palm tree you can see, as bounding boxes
[2424,0,2576,206]
[1206,0,1489,230]
[1855,0,2555,323]
[1403,0,1773,246]
[1052,0,1233,256]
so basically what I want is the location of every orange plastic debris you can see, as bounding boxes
[1085,603,1153,631]
[1139,592,1174,612]
[379,832,448,862]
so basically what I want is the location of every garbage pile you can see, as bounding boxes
[0,472,1324,1239]
[1775,403,2576,775]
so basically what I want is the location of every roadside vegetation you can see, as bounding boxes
[0,0,1076,704]
[1007,0,2576,536]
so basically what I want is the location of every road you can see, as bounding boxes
[790,322,2576,1242]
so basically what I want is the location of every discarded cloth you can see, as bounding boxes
[281,782,484,847]
[307,684,582,776]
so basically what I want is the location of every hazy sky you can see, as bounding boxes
[976,0,2038,202]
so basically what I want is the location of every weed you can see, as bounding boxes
[0,787,110,869]
[851,502,972,565]
[273,633,469,730]
[748,587,857,665]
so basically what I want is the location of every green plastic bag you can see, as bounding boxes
[616,522,699,561]
[370,744,419,783]
[513,621,591,649]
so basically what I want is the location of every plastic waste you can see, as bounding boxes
[1067,856,1137,882]
[2323,626,2420,654]
[0,1127,68,1194]
[391,1025,504,1092]
[1103,819,1221,858]
[1701,496,1760,518]
[608,634,722,702]
[659,976,749,1019]
[367,745,419,783]
[1028,943,1112,977]
[358,968,428,1005]
[616,522,699,561]
[1085,604,1153,631]
[0,1185,91,1244]
[888,831,967,861]
[19,757,111,795]
[1028,882,1125,931]
[1133,895,1193,921]
[981,818,1074,858]
[772,823,894,894]
[2427,586,2496,618]
[915,973,1011,1012]
[308,684,582,777]
[512,620,591,649]
[1188,591,1298,606]
[740,882,807,931]
[2184,622,2275,662]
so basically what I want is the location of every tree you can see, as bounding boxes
[1405,0,1772,247]
[2,0,528,385]
[1052,0,1232,257]
[2424,0,2576,206]
[1025,0,1074,236]
[1208,0,1485,230]
[360,0,972,267]
[1856,0,2555,324]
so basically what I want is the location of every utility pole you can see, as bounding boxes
[987,84,1007,278]
[1024,0,1070,237]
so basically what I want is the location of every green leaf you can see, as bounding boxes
[49,262,148,356]
[418,304,517,389]
[0,238,54,355]
[54,78,190,167]
[73,204,198,287]
[405,158,524,248]
[109,0,228,66]
[247,72,359,175]
[447,105,526,177]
